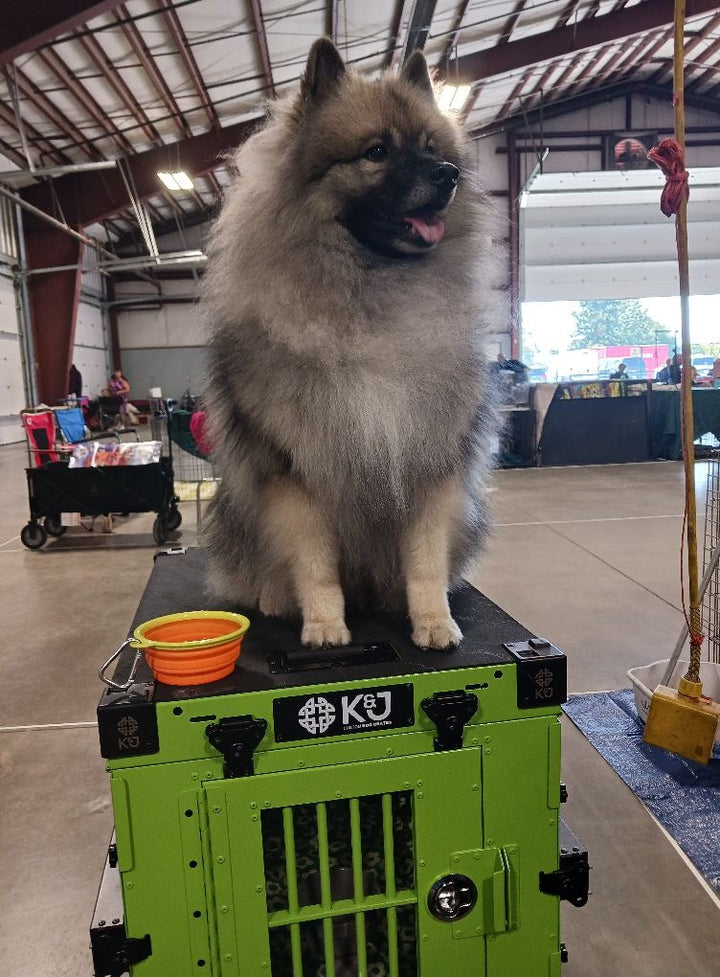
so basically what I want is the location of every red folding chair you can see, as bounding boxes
[22,410,60,467]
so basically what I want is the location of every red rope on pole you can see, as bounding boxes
[647,138,690,217]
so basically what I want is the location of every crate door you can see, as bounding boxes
[204,749,496,977]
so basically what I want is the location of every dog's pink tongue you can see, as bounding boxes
[403,214,445,243]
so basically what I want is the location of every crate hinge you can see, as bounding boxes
[91,929,152,977]
[539,820,590,907]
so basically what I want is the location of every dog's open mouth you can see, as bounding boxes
[399,211,445,245]
[379,208,445,248]
[341,203,448,257]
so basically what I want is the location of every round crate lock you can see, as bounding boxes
[427,874,478,922]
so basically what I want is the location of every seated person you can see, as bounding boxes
[108,370,140,426]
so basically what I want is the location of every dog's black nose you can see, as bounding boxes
[431,162,459,187]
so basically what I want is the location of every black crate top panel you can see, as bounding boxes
[107,548,532,702]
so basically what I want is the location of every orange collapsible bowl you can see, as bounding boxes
[131,611,250,685]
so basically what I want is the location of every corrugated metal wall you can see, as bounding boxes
[0,202,25,444]
[75,243,111,398]
[0,195,19,263]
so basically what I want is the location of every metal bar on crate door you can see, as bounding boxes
[316,803,336,973]
[350,798,368,977]
[282,807,304,977]
[382,794,400,977]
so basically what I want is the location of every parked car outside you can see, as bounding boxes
[528,367,548,382]
[691,355,714,378]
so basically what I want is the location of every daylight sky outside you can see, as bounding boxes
[521,294,720,366]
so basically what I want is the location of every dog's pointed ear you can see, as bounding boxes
[401,50,434,98]
[302,38,346,105]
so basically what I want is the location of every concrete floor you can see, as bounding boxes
[1,441,718,976]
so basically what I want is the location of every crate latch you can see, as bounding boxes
[206,715,268,778]
[91,929,152,977]
[421,690,478,751]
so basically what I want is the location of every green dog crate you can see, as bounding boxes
[91,547,588,977]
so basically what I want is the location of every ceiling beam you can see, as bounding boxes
[499,1,529,46]
[157,0,220,130]
[650,11,720,84]
[437,0,471,69]
[383,0,407,69]
[21,116,263,227]
[114,204,219,253]
[554,1,582,31]
[248,0,276,98]
[36,48,136,155]
[11,65,101,160]
[447,0,720,84]
[0,96,70,167]
[325,0,339,43]
[685,32,720,90]
[401,0,439,64]
[115,5,191,138]
[494,69,534,122]
[78,32,162,146]
[0,132,28,168]
[470,79,720,137]
[0,0,124,67]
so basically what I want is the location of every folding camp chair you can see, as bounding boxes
[22,410,60,467]
[54,406,88,445]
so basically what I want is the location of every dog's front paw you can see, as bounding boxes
[412,615,463,651]
[301,619,352,648]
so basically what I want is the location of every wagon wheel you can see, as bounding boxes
[166,506,182,531]
[44,513,66,537]
[21,522,47,550]
[152,515,168,546]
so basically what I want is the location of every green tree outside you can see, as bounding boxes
[569,299,665,349]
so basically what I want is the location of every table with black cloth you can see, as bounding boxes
[536,382,650,466]
[648,387,720,459]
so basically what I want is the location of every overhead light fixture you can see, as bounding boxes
[437,84,472,113]
[157,170,194,192]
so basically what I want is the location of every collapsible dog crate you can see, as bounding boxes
[92,548,588,977]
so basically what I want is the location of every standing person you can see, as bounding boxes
[656,358,672,383]
[108,369,140,426]
[68,363,82,399]
[610,362,628,381]
[668,354,682,384]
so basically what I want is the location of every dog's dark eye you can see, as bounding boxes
[363,143,388,162]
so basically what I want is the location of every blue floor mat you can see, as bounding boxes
[563,689,720,893]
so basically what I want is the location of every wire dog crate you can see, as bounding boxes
[151,407,218,527]
[91,548,588,977]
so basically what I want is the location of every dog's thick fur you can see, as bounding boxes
[202,40,498,649]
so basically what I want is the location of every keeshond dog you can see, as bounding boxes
[202,39,498,650]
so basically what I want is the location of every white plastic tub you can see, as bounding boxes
[627,659,720,750]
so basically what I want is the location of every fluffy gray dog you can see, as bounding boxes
[202,39,498,650]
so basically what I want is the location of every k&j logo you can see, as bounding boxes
[534,667,555,700]
[342,691,392,726]
[116,714,140,749]
[298,696,336,735]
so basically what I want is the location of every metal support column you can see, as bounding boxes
[24,224,83,404]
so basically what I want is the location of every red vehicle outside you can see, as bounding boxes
[597,344,671,380]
